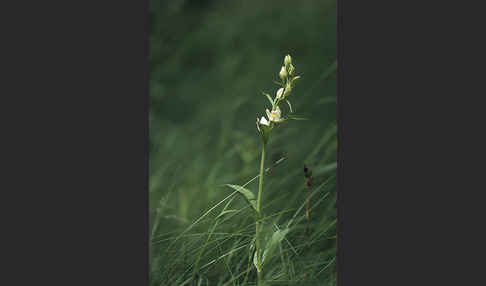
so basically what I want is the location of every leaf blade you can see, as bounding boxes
[262,228,290,265]
[225,184,258,213]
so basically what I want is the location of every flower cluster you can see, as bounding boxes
[256,54,301,144]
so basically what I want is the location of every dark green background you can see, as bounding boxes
[149,0,337,284]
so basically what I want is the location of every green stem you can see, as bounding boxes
[256,144,266,286]
[257,144,265,217]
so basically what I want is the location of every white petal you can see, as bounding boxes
[266,109,272,119]
[260,116,269,126]
[276,88,284,99]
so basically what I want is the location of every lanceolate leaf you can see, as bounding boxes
[225,184,258,213]
[262,228,290,265]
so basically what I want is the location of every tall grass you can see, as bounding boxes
[149,0,337,285]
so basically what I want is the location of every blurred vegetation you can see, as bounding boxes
[149,0,337,285]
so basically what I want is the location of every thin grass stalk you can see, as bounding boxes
[192,220,219,282]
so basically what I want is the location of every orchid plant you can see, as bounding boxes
[192,55,304,286]
[250,54,302,285]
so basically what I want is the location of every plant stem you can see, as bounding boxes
[256,144,266,286]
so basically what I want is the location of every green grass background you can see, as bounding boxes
[149,0,337,285]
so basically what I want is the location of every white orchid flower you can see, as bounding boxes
[259,116,270,126]
[276,88,284,100]
[266,106,283,123]
[256,116,270,132]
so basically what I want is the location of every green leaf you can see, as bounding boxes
[253,251,261,273]
[249,237,255,252]
[291,75,301,84]
[262,228,290,265]
[225,184,258,213]
[262,92,275,108]
[286,99,293,113]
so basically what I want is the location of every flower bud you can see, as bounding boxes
[288,64,295,76]
[284,55,292,68]
[279,66,287,81]
[283,84,292,98]
[276,87,284,99]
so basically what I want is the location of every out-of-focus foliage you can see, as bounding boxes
[149,0,337,285]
